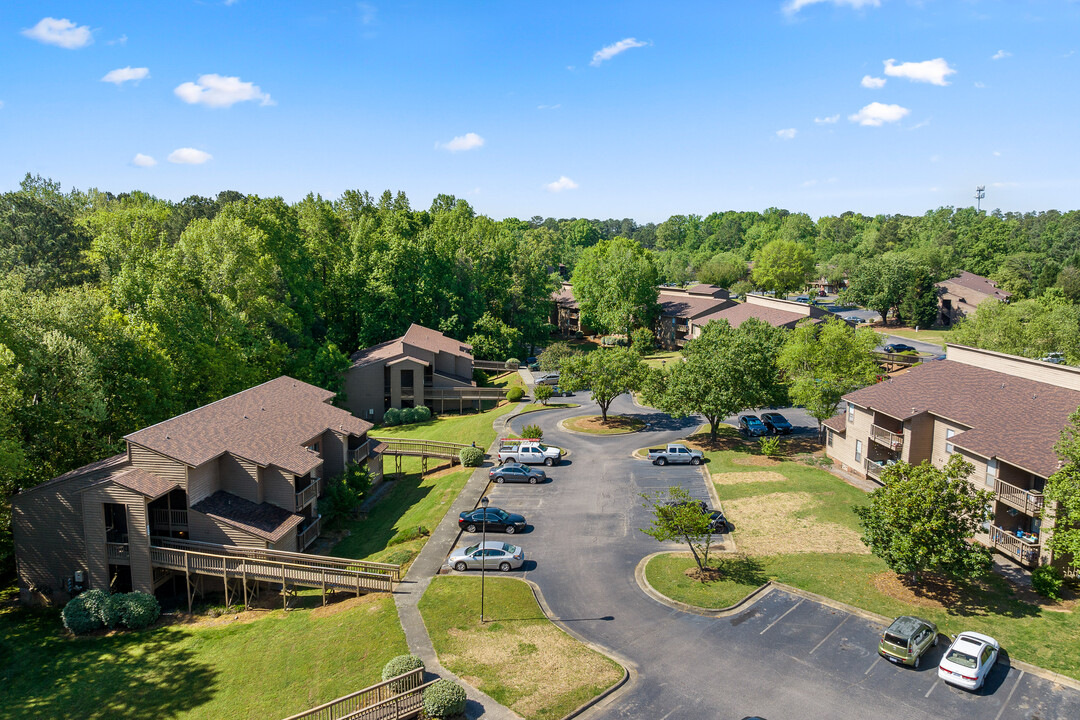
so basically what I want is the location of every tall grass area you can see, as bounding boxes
[0,585,407,720]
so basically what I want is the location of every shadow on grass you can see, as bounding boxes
[688,555,769,586]
[330,471,436,559]
[887,572,1042,621]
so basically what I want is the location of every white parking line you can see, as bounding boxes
[992,670,1024,720]
[865,656,881,675]
[759,598,803,635]
[924,682,936,698]
[809,614,848,654]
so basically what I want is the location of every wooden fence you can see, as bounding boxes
[280,669,434,720]
[473,359,516,371]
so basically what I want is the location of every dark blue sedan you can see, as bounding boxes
[458,507,527,534]
[761,412,793,435]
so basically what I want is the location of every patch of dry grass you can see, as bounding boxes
[724,491,869,555]
[711,471,788,485]
[730,455,781,467]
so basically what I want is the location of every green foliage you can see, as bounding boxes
[537,343,578,372]
[506,386,524,402]
[533,384,554,405]
[854,456,993,582]
[101,593,126,629]
[696,251,747,288]
[422,679,467,719]
[388,525,428,546]
[842,255,934,325]
[729,279,754,298]
[61,592,104,635]
[571,236,660,335]
[119,592,161,630]
[1044,409,1080,575]
[640,485,719,572]
[320,462,372,526]
[381,654,426,693]
[521,423,543,441]
[413,406,432,422]
[751,239,814,295]
[778,319,881,427]
[382,408,403,426]
[559,346,647,421]
[458,446,484,467]
[759,436,781,456]
[1031,565,1065,600]
[950,294,1080,364]
[466,312,523,361]
[643,318,787,439]
[631,327,655,354]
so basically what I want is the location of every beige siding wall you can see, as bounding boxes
[390,359,426,409]
[81,484,152,594]
[187,460,218,506]
[261,465,297,512]
[272,528,298,553]
[902,412,935,465]
[344,362,385,423]
[931,417,973,468]
[188,510,267,548]
[12,482,88,602]
[826,403,875,475]
[434,350,457,376]
[218,453,260,504]
[321,430,347,478]
[128,443,187,488]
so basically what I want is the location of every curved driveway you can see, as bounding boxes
[472,393,1080,720]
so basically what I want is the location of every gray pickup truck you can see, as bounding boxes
[646,443,704,466]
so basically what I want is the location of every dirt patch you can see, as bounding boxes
[685,566,724,582]
[730,455,781,467]
[712,471,788,485]
[443,622,621,717]
[871,571,1077,613]
[724,491,868,555]
[564,414,644,434]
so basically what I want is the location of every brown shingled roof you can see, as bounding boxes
[109,468,179,499]
[658,292,732,320]
[350,323,472,368]
[191,491,304,543]
[842,360,1080,478]
[125,376,372,476]
[940,271,1012,301]
[822,414,846,433]
[685,283,730,298]
[695,303,813,329]
[552,284,578,309]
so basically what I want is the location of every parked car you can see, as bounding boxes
[738,415,768,437]
[525,356,539,369]
[661,500,731,534]
[447,540,524,572]
[535,372,560,386]
[817,289,828,297]
[760,412,793,435]
[938,632,1000,690]
[489,463,547,484]
[883,343,917,354]
[647,443,704,466]
[497,440,562,466]
[1041,352,1065,365]
[458,507,526,534]
[878,616,938,668]
[794,295,810,303]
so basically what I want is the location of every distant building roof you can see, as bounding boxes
[125,377,372,476]
[938,271,1012,302]
[552,283,578,309]
[350,323,472,369]
[658,291,732,320]
[695,303,814,330]
[842,353,1080,478]
[685,283,730,299]
[191,490,305,543]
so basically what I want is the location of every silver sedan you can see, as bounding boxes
[447,540,525,572]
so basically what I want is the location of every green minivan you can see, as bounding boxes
[878,615,939,668]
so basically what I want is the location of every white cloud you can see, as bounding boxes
[438,132,485,152]
[545,176,579,193]
[802,179,818,187]
[909,118,931,130]
[861,75,886,89]
[538,104,562,110]
[991,50,1011,60]
[883,58,956,86]
[591,38,648,66]
[974,81,987,88]
[814,114,840,124]
[776,128,797,140]
[174,74,274,108]
[132,153,157,167]
[21,17,93,49]
[848,102,910,126]
[168,148,213,165]
[358,2,377,25]
[107,34,127,46]
[102,67,150,85]
[783,0,880,15]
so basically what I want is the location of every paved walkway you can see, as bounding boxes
[392,401,526,720]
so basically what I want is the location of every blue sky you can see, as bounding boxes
[2,1,1078,221]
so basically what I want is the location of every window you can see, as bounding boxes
[827,430,833,447]
[847,402,855,423]
[945,428,956,454]
[400,369,414,393]
[855,440,863,463]
[985,458,998,487]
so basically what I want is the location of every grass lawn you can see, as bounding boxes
[645,553,764,608]
[563,415,645,434]
[418,576,623,720]
[0,585,407,720]
[879,327,953,349]
[642,350,681,368]
[490,371,525,394]
[520,402,578,413]
[372,401,517,449]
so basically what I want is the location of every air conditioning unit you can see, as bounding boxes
[74,570,85,584]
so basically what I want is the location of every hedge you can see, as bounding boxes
[382,654,425,693]
[422,679,467,719]
[458,446,484,467]
[61,590,161,634]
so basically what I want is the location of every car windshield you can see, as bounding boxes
[883,633,909,647]
[464,544,480,555]
[747,418,763,426]
[945,649,977,669]
[537,444,550,451]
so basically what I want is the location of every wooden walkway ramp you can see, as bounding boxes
[372,438,474,476]
[150,538,401,610]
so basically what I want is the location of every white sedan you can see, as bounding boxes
[937,631,1000,690]
[447,541,524,572]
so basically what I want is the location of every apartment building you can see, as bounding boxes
[936,270,1012,326]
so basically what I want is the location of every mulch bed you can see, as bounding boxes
[564,415,644,433]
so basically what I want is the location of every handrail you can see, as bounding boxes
[995,478,1044,515]
[371,437,471,461]
[152,537,400,581]
[297,480,320,510]
[869,424,904,451]
[280,668,426,720]
[298,516,322,551]
[151,508,189,527]
[107,542,129,561]
[988,526,1040,566]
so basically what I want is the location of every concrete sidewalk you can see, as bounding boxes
[392,402,527,720]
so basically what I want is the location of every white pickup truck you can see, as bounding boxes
[646,443,704,466]
[497,440,563,466]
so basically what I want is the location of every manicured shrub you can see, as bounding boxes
[506,387,524,402]
[459,446,484,467]
[119,591,161,630]
[401,407,420,424]
[1032,565,1065,600]
[505,358,520,369]
[62,592,103,635]
[533,384,553,405]
[382,654,425,693]
[413,406,432,422]
[383,408,403,426]
[101,592,126,628]
[422,679,467,719]
[521,423,543,441]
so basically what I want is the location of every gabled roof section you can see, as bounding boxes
[16,454,128,499]
[685,283,730,299]
[552,283,578,309]
[823,414,846,434]
[658,292,732,320]
[695,303,813,329]
[938,271,1012,301]
[125,376,372,476]
[108,468,179,499]
[350,323,472,368]
[191,491,304,543]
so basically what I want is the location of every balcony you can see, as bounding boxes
[296,477,322,510]
[150,508,188,531]
[995,479,1044,516]
[869,424,904,452]
[107,542,130,564]
[986,525,1041,567]
[298,516,322,551]
[351,439,371,464]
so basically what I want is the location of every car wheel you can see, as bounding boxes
[913,655,920,669]
[505,525,516,534]
[657,457,667,466]
[933,635,939,647]
[499,562,512,572]
[454,561,467,572]
[495,476,504,483]
[544,457,554,466]
[466,524,477,533]
[528,476,537,484]
[690,457,701,466]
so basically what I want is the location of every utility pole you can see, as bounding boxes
[975,186,985,212]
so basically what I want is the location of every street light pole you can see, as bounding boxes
[480,495,489,623]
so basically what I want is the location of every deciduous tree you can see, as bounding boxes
[640,485,719,572]
[558,346,646,421]
[750,239,814,295]
[1043,408,1080,576]
[571,236,660,336]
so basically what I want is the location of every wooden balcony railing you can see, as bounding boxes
[298,516,322,551]
[995,478,1044,516]
[864,458,890,481]
[280,668,432,720]
[107,542,130,563]
[869,424,904,452]
[296,478,321,510]
[988,525,1041,567]
[151,508,188,529]
[351,439,371,464]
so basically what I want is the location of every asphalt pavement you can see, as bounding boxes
[445,393,1080,720]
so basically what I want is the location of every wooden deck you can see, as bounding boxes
[473,359,515,371]
[281,668,432,720]
[371,437,475,477]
